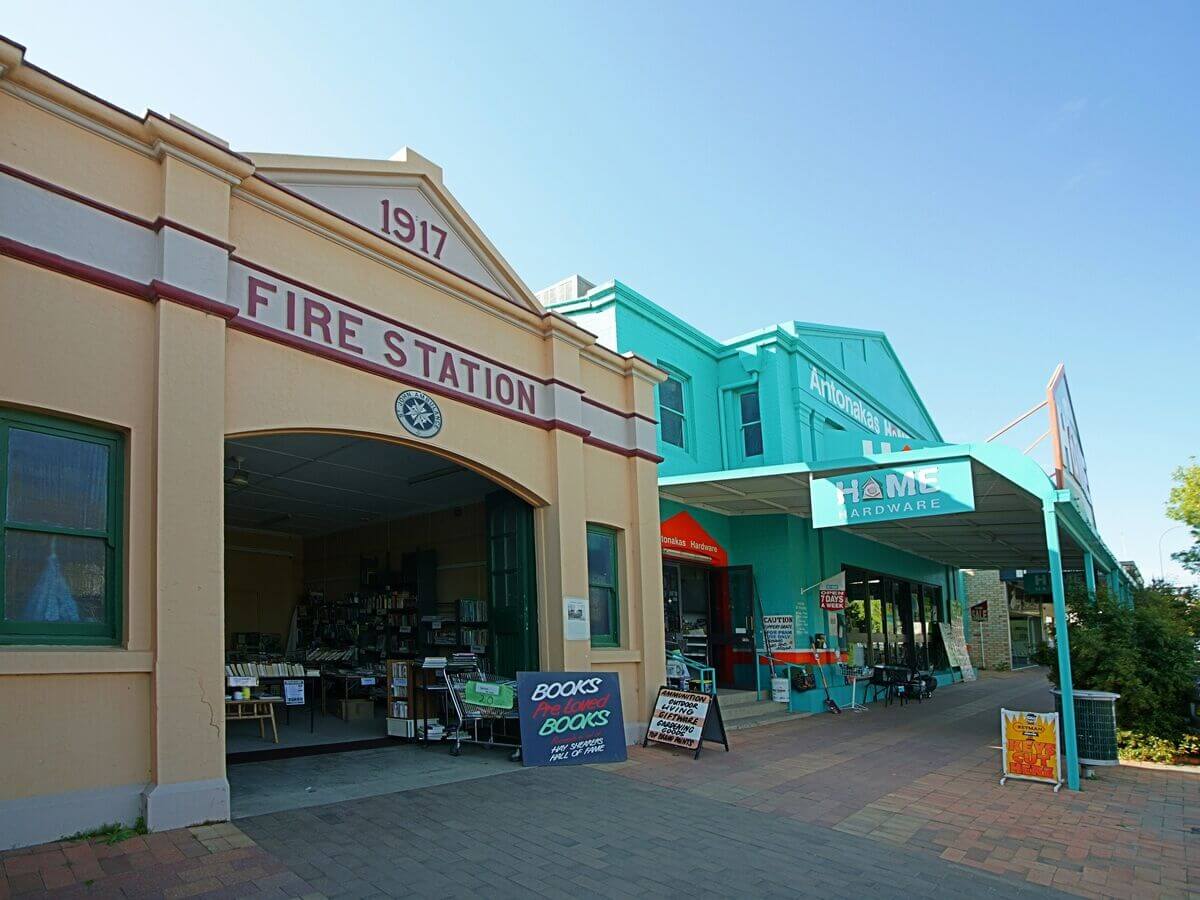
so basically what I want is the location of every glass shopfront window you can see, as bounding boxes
[843,566,944,670]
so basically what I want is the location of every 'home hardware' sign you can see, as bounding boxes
[809,458,976,529]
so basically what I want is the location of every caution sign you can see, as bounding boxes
[1000,709,1062,792]
[643,688,729,759]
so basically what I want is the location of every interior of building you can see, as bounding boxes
[221,432,536,768]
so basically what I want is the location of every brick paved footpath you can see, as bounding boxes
[2,667,1197,899]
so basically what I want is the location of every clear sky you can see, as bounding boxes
[6,2,1197,583]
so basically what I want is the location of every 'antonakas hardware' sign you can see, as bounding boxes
[810,458,976,529]
[516,672,627,766]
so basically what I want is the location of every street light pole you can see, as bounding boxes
[1158,524,1187,581]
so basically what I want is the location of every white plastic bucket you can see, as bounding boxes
[771,676,789,703]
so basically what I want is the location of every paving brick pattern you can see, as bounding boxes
[237,767,1057,899]
[0,824,317,899]
[613,669,1200,898]
[3,668,1196,899]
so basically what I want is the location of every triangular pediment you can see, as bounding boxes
[251,150,542,315]
[784,321,941,441]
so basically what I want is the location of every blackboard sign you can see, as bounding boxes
[516,671,627,766]
[643,687,729,759]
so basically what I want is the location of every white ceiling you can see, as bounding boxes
[224,433,499,537]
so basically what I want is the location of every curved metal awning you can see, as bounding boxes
[658,443,1130,580]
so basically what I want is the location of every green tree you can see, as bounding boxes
[1042,582,1198,739]
[1167,459,1200,573]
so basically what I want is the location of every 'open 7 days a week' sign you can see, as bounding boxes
[809,458,975,529]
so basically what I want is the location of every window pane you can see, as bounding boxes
[661,411,685,448]
[7,428,109,531]
[5,532,107,624]
[743,423,764,457]
[739,391,760,424]
[586,530,615,587]
[659,377,684,414]
[589,586,614,639]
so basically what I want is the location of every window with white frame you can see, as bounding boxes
[658,374,687,449]
[740,390,763,457]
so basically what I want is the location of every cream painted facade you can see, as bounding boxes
[0,39,666,849]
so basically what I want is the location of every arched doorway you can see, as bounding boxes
[221,430,538,786]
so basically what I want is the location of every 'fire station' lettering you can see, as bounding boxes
[238,266,537,417]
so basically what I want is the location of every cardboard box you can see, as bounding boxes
[338,698,376,721]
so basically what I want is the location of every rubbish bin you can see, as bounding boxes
[1052,689,1120,766]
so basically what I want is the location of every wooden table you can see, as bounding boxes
[225,697,282,744]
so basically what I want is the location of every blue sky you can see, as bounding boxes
[6,3,1197,583]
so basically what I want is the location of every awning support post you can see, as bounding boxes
[1044,504,1080,790]
[1083,551,1097,603]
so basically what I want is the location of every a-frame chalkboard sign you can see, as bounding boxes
[642,687,730,759]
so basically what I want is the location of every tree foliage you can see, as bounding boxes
[1167,459,1200,573]
[1042,582,1199,739]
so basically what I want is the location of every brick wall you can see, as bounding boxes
[962,570,1011,670]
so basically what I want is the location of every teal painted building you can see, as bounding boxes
[545,275,1136,755]
[545,277,971,713]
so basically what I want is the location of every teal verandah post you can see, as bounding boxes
[1044,504,1080,790]
[1083,550,1097,603]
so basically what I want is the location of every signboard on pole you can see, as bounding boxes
[761,615,795,653]
[936,622,977,681]
[810,458,976,529]
[1000,709,1063,791]
[970,600,988,622]
[516,672,627,766]
[643,687,729,759]
[1046,365,1094,527]
[1023,571,1052,597]
[818,571,848,610]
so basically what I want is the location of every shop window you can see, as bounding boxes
[1,410,123,645]
[739,390,763,458]
[586,525,620,647]
[658,374,687,450]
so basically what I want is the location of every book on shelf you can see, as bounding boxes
[457,598,488,623]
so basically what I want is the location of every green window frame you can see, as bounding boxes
[586,525,620,648]
[0,408,123,645]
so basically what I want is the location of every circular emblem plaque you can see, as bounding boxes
[395,390,443,439]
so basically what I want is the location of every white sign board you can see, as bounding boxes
[1047,365,1094,526]
[644,689,711,751]
[283,679,305,706]
[818,571,848,610]
[794,599,810,643]
[938,622,977,681]
[227,676,258,688]
[564,596,590,641]
[761,615,795,653]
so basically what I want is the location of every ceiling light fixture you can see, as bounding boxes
[226,456,250,488]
